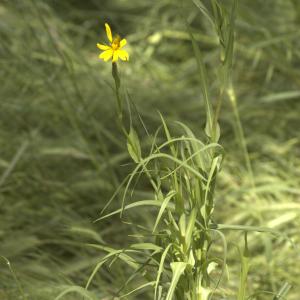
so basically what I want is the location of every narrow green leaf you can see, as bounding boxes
[166,262,187,300]
[273,282,292,300]
[85,250,138,290]
[237,233,250,300]
[96,200,174,222]
[127,126,142,163]
[185,208,197,250]
[120,281,155,298]
[55,286,97,300]
[192,0,215,26]
[153,191,176,233]
[159,112,177,157]
[130,243,163,252]
[154,244,172,300]
[85,259,107,290]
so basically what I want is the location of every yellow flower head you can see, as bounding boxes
[97,23,129,62]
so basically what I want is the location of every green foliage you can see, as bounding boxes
[127,127,142,163]
[0,0,300,299]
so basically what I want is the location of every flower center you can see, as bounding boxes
[111,35,121,50]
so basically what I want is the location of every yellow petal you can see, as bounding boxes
[99,49,113,62]
[120,39,127,48]
[112,51,119,62]
[97,43,110,50]
[105,23,112,42]
[117,49,129,61]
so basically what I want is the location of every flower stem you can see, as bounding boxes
[112,62,127,137]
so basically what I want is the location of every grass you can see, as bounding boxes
[0,0,300,299]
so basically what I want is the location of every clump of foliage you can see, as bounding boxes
[0,0,299,299]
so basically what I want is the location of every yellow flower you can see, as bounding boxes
[97,23,129,62]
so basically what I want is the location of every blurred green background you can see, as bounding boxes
[0,0,299,299]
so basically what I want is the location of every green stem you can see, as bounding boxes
[112,62,127,137]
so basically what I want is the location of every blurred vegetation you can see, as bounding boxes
[0,0,299,299]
